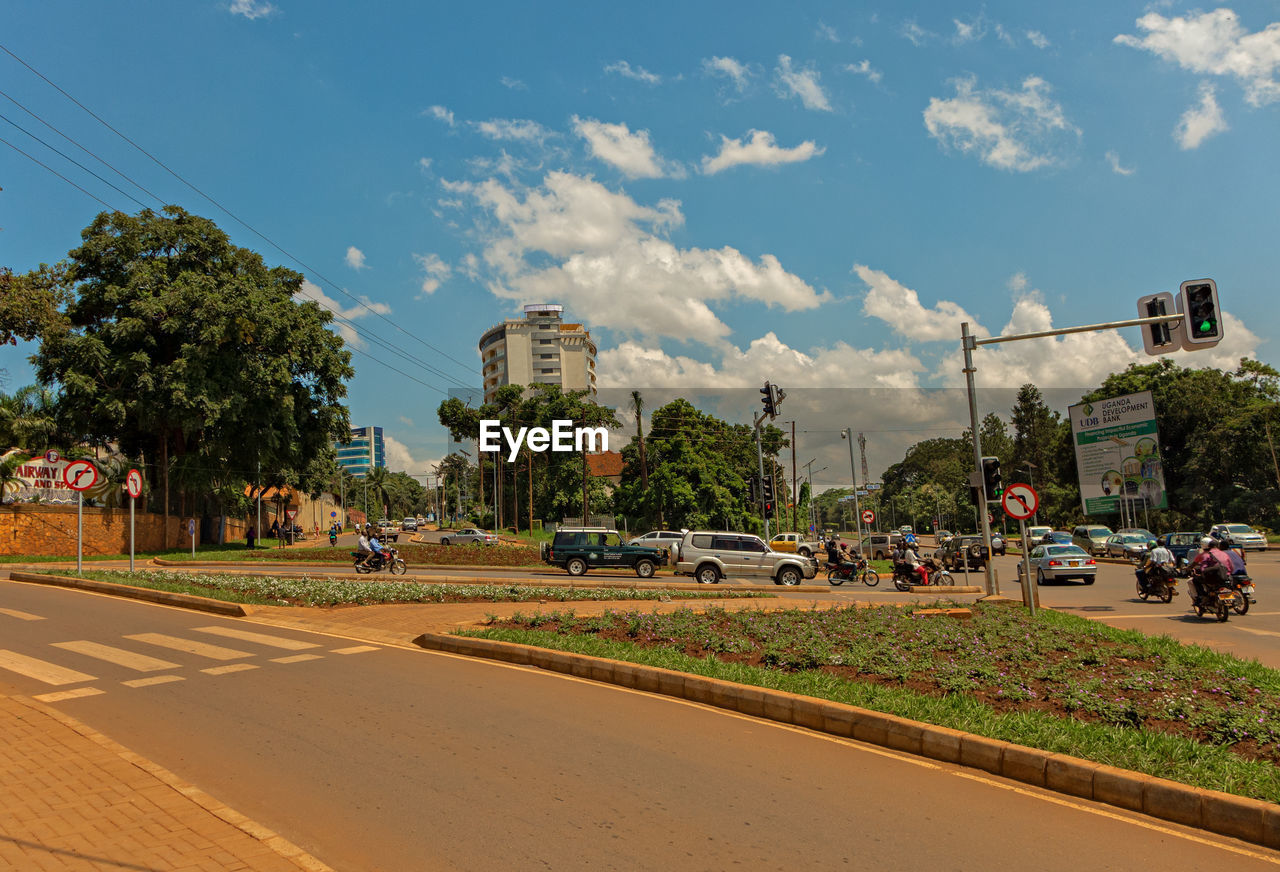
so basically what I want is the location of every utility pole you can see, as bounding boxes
[789,420,798,532]
[841,428,865,556]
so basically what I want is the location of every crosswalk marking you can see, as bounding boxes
[271,654,323,664]
[124,633,251,661]
[191,626,320,650]
[34,687,104,702]
[201,663,258,676]
[123,675,185,688]
[52,641,180,672]
[332,645,379,655]
[0,649,97,685]
[0,608,44,621]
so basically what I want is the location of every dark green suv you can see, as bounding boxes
[542,527,667,578]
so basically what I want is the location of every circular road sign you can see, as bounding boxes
[125,468,143,499]
[1002,483,1039,520]
[861,509,875,524]
[331,511,338,518]
[45,449,60,464]
[62,460,99,492]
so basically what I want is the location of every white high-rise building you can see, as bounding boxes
[478,304,597,403]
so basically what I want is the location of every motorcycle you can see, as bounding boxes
[1135,563,1178,603]
[352,546,407,575]
[329,529,338,547]
[826,556,879,587]
[891,560,954,592]
[1230,572,1255,615]
[1188,567,1238,622]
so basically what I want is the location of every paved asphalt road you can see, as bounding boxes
[3,581,1278,871]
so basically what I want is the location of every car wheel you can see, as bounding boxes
[1084,575,1096,585]
[777,566,802,586]
[798,547,811,558]
[696,565,721,585]
[634,559,656,579]
[566,557,588,576]
[440,537,450,546]
[1036,568,1046,586]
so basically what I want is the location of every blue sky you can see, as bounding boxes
[2,1,1277,480]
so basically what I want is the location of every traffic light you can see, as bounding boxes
[1179,279,1223,349]
[760,381,776,418]
[1137,292,1181,355]
[762,475,774,502]
[981,456,1003,502]
[748,476,759,503]
[764,501,775,519]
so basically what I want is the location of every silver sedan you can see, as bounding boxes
[1020,544,1098,585]
[439,528,498,546]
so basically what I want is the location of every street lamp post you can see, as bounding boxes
[841,429,865,555]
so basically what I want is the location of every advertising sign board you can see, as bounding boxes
[1068,391,1167,515]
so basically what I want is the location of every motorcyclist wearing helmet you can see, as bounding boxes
[1137,538,1173,595]
[1191,537,1232,602]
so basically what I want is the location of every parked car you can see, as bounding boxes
[940,535,988,571]
[1072,524,1115,556]
[628,530,684,552]
[543,527,665,578]
[1104,533,1150,561]
[439,527,497,546]
[1210,523,1268,551]
[672,531,817,585]
[767,531,823,557]
[1158,531,1204,564]
[1020,544,1097,585]
[401,517,418,532]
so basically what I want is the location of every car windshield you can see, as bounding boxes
[1087,528,1112,537]
[1225,524,1252,534]
[1046,546,1088,557]
[1121,534,1147,543]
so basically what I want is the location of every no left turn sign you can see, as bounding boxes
[1002,484,1039,520]
[125,468,143,499]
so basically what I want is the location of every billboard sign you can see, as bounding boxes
[1068,391,1167,515]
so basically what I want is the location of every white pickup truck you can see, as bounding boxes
[767,532,823,558]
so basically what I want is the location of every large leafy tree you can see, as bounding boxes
[31,206,353,543]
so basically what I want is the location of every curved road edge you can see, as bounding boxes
[413,630,1280,852]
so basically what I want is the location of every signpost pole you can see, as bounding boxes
[1019,517,1036,615]
[77,490,83,575]
[129,493,135,573]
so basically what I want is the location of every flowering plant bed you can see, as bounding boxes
[55,570,766,608]
[470,603,1280,802]
[163,543,546,567]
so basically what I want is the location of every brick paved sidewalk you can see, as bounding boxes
[0,693,331,872]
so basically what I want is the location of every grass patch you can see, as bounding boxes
[34,569,771,608]
[466,603,1280,803]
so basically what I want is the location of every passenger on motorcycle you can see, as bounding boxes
[1191,537,1232,601]
[897,544,928,585]
[367,534,385,569]
[1136,539,1173,592]
[355,530,372,567]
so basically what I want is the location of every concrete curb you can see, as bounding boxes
[9,571,252,616]
[414,631,1280,851]
[908,585,983,593]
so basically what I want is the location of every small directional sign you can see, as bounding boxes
[1002,483,1039,520]
[63,460,99,492]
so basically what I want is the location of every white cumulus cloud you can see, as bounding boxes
[775,55,833,111]
[450,170,831,343]
[572,116,672,179]
[703,56,753,92]
[473,118,552,143]
[700,130,824,174]
[924,75,1080,172]
[1176,82,1229,149]
[1105,150,1135,175]
[605,60,662,84]
[345,246,367,271]
[1115,8,1280,106]
[296,279,391,349]
[855,264,986,343]
[844,60,883,84]
[413,253,451,296]
[229,0,275,19]
[425,105,455,127]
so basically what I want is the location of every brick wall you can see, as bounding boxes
[1,504,186,557]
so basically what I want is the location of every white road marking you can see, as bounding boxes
[191,626,320,650]
[34,687,104,702]
[0,607,44,621]
[123,675,185,688]
[52,641,180,672]
[201,663,259,676]
[0,649,96,685]
[1237,627,1280,639]
[331,645,379,654]
[125,633,252,660]
[271,654,323,664]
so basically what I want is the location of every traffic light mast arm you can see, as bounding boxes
[972,313,1183,347]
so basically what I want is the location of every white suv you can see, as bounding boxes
[672,531,817,586]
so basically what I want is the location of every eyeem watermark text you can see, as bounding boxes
[479,420,609,462]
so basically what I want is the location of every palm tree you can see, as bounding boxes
[364,466,392,520]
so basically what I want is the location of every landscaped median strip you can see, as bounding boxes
[412,631,1280,850]
[9,570,251,616]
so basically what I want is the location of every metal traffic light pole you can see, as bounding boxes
[961,309,1187,599]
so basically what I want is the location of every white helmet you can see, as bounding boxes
[1200,537,1214,549]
